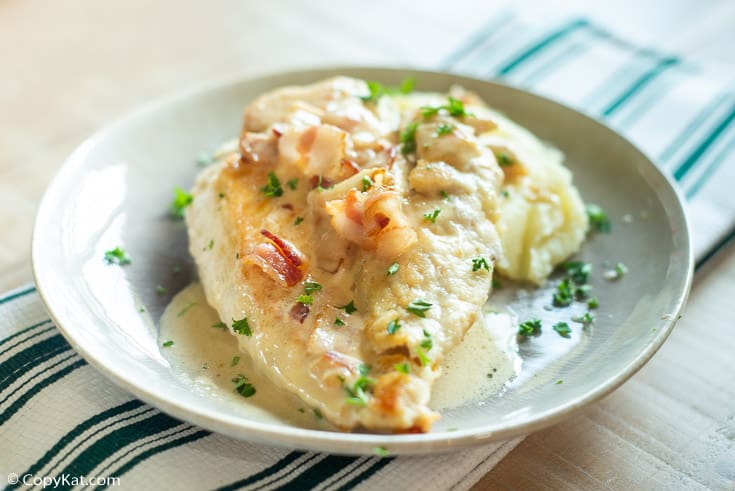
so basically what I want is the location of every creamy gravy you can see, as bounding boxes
[160,283,521,422]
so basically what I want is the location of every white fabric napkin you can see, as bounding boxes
[2,13,734,491]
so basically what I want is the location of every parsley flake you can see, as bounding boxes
[334,317,346,327]
[212,321,227,329]
[436,123,454,137]
[232,374,256,398]
[518,319,542,337]
[472,257,491,272]
[374,446,389,457]
[387,262,400,276]
[420,329,433,350]
[423,208,441,223]
[421,97,468,118]
[406,299,432,318]
[338,300,358,315]
[294,216,304,225]
[296,294,313,305]
[303,281,322,294]
[313,408,323,420]
[394,363,410,374]
[261,171,283,197]
[156,285,167,295]
[162,340,174,347]
[177,302,197,317]
[287,178,299,190]
[387,318,401,334]
[572,311,595,327]
[494,151,514,166]
[417,347,431,366]
[400,121,419,155]
[553,278,574,307]
[564,261,592,284]
[361,175,374,192]
[587,298,600,309]
[345,374,375,406]
[171,187,193,219]
[586,204,611,233]
[103,247,131,266]
[232,317,252,336]
[553,322,572,338]
[231,356,240,367]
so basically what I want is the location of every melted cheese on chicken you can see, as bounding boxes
[186,77,586,432]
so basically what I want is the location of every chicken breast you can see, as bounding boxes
[186,77,505,432]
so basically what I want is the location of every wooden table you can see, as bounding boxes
[2,1,734,489]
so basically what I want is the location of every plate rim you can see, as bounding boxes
[31,65,694,455]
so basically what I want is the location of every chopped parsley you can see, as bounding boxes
[361,175,374,192]
[394,363,410,374]
[387,262,400,276]
[374,446,389,457]
[416,348,431,366]
[420,329,433,350]
[494,151,514,166]
[603,262,628,281]
[400,121,419,155]
[345,374,375,406]
[232,374,256,398]
[492,277,503,289]
[472,257,491,272]
[518,319,542,337]
[296,294,313,305]
[171,187,193,219]
[232,317,252,336]
[440,190,450,199]
[294,216,304,225]
[587,298,600,309]
[260,171,283,197]
[212,321,227,329]
[423,208,441,223]
[231,356,240,367]
[436,123,454,136]
[162,340,174,347]
[387,318,401,334]
[586,204,611,233]
[334,317,346,327]
[338,300,358,315]
[287,178,299,190]
[156,285,167,295]
[556,379,564,385]
[303,281,322,294]
[103,247,131,265]
[207,239,214,250]
[572,311,595,327]
[361,81,383,103]
[406,299,432,318]
[297,407,305,413]
[313,408,323,420]
[421,97,469,118]
[553,322,572,338]
[552,278,574,307]
[177,302,197,317]
[360,77,415,103]
[564,261,592,284]
[218,192,225,199]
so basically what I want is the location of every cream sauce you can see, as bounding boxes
[160,283,521,422]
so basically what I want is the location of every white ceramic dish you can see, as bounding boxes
[32,67,692,455]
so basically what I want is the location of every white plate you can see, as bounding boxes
[32,67,692,455]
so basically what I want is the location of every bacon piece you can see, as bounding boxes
[243,230,304,286]
[289,303,310,323]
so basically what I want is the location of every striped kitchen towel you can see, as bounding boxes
[2,13,735,491]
